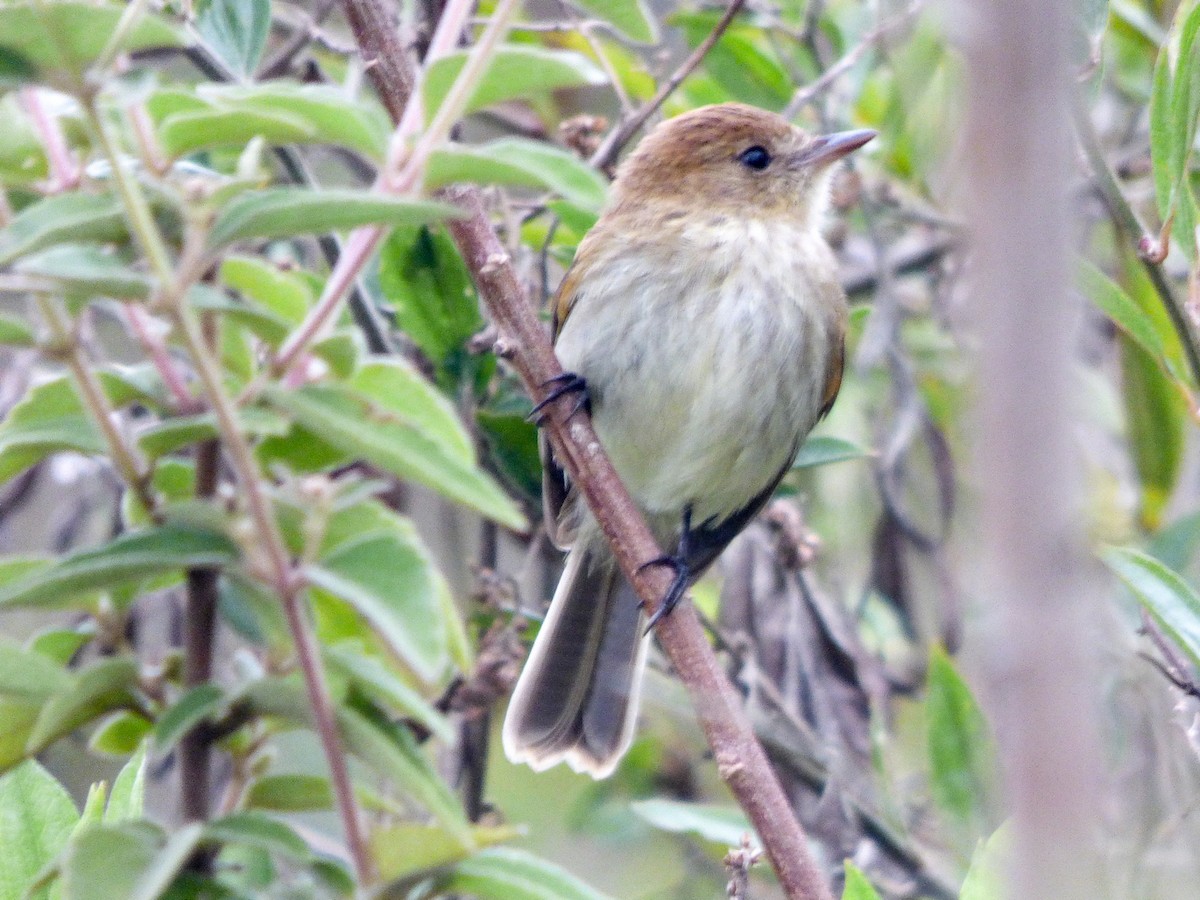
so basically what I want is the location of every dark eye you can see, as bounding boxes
[737,145,771,170]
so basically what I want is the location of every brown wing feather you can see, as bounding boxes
[542,253,594,547]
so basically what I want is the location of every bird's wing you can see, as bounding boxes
[541,256,592,549]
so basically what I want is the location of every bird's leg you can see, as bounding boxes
[528,371,590,424]
[638,506,694,632]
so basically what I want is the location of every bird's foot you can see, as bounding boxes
[529,372,590,425]
[638,553,691,632]
[638,506,693,633]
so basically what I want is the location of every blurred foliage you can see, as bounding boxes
[0,0,1197,899]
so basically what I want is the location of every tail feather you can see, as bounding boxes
[502,542,647,778]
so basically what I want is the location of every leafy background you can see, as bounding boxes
[0,0,1197,898]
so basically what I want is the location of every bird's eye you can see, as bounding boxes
[737,146,771,170]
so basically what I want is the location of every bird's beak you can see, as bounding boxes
[794,129,876,167]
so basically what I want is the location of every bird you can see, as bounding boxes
[502,102,874,778]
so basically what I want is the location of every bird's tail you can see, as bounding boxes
[502,536,648,779]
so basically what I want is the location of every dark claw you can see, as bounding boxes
[639,506,693,633]
[528,372,590,425]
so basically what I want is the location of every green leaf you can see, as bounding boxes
[220,254,312,325]
[195,0,271,80]
[926,645,995,824]
[423,47,604,120]
[0,639,73,702]
[16,245,151,300]
[351,360,475,463]
[159,107,318,161]
[1150,42,1175,222]
[205,812,311,861]
[674,13,793,110]
[792,435,871,469]
[476,408,541,501]
[26,657,140,755]
[338,704,473,848]
[1103,546,1200,671]
[630,800,757,847]
[1079,261,1178,379]
[127,822,204,900]
[1122,333,1186,529]
[262,383,525,530]
[0,193,125,267]
[960,822,1011,900]
[244,774,333,812]
[61,822,163,900]
[153,684,225,752]
[190,282,293,347]
[0,760,78,900]
[567,0,656,42]
[0,313,35,347]
[433,847,614,900]
[325,642,454,743]
[208,189,464,247]
[105,742,147,823]
[426,139,608,211]
[1149,509,1200,573]
[0,702,40,773]
[0,2,182,86]
[378,226,484,386]
[154,83,391,161]
[372,822,520,883]
[88,711,151,756]
[842,862,883,900]
[0,523,239,611]
[308,530,447,680]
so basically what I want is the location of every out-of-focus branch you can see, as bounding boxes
[964,2,1102,899]
[588,0,748,169]
[443,186,832,900]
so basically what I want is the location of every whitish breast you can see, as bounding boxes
[555,218,840,527]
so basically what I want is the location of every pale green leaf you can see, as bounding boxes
[153,684,224,752]
[568,0,657,42]
[423,47,604,120]
[195,0,271,79]
[0,760,78,900]
[0,193,125,267]
[245,774,333,812]
[433,847,614,900]
[262,384,525,530]
[792,435,871,469]
[1103,546,1200,671]
[426,139,608,211]
[631,800,757,847]
[0,523,239,611]
[842,862,883,900]
[26,657,140,755]
[0,2,182,85]
[208,189,463,247]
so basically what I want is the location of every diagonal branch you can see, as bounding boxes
[341,2,835,895]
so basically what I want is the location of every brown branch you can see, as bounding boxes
[588,0,749,170]
[341,1,833,893]
[179,436,221,827]
[443,187,832,900]
[340,0,415,122]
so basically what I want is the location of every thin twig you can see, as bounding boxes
[783,1,922,119]
[81,82,373,883]
[589,0,749,170]
[443,187,833,900]
[1073,99,1200,388]
[273,0,516,379]
[36,296,158,518]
